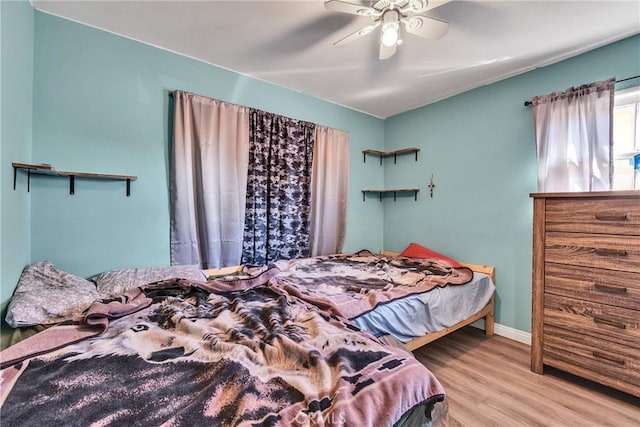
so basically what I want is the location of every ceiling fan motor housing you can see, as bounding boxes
[381,9,401,27]
[373,0,428,13]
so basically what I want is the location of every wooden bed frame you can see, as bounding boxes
[380,250,496,351]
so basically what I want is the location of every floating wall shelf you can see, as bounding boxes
[361,146,422,202]
[362,147,420,165]
[361,188,420,202]
[12,162,137,197]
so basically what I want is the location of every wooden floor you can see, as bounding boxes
[412,327,639,427]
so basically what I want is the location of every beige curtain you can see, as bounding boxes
[533,78,615,192]
[170,91,249,268]
[310,126,349,256]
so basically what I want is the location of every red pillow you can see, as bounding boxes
[399,242,462,268]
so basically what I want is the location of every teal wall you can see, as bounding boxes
[30,11,384,279]
[383,35,640,332]
[1,1,33,311]
[3,5,638,333]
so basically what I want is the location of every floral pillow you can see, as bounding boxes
[91,265,206,297]
[5,261,100,328]
[399,242,463,268]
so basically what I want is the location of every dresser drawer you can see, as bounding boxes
[545,198,640,236]
[546,232,640,273]
[544,293,640,349]
[545,263,640,310]
[543,330,640,397]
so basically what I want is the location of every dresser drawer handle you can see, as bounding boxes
[592,351,626,366]
[594,213,629,222]
[593,316,626,329]
[594,283,628,294]
[594,248,628,257]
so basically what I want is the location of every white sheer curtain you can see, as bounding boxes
[170,91,249,268]
[533,78,615,192]
[309,126,349,256]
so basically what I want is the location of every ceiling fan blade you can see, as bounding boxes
[379,42,397,60]
[422,0,453,12]
[399,0,452,13]
[324,0,381,17]
[333,22,380,46]
[402,15,449,40]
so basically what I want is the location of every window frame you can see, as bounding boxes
[613,85,640,190]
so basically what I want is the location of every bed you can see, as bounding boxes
[268,246,496,352]
[0,262,446,426]
[377,250,495,351]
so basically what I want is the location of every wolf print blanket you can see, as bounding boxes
[272,250,474,319]
[0,279,444,426]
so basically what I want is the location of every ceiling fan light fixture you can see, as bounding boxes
[381,9,401,47]
[381,23,400,46]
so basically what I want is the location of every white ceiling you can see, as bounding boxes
[32,1,640,119]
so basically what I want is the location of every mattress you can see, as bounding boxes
[353,272,495,343]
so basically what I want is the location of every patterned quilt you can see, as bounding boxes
[0,276,444,426]
[272,250,474,319]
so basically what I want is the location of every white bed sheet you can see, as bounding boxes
[353,272,495,343]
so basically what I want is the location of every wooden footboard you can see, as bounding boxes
[405,293,495,351]
[380,250,496,352]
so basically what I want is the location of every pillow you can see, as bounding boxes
[399,242,463,268]
[92,264,206,297]
[5,261,100,328]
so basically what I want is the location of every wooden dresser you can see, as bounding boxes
[530,191,640,397]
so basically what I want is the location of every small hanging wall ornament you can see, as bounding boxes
[428,174,436,198]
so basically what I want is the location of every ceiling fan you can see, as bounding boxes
[324,0,450,60]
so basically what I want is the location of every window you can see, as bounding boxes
[613,86,640,190]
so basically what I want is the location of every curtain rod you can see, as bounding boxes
[523,75,640,107]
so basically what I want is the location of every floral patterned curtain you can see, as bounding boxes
[242,109,316,265]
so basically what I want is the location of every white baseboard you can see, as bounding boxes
[493,323,531,345]
[471,320,531,346]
